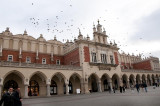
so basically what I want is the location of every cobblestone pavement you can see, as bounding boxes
[22,87,160,106]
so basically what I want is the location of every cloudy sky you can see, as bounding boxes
[0,0,160,58]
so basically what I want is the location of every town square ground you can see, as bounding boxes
[22,86,160,106]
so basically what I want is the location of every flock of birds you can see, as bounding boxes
[28,2,152,57]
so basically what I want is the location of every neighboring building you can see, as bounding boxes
[0,21,160,98]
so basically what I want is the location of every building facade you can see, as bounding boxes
[0,21,160,98]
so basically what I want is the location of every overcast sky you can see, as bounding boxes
[0,0,160,58]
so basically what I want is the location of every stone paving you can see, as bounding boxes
[22,86,160,106]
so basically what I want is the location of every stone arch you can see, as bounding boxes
[136,74,141,84]
[3,70,25,97]
[50,72,66,95]
[101,73,110,92]
[122,74,128,88]
[88,73,100,92]
[112,74,120,90]
[28,71,47,96]
[129,74,135,86]
[69,73,82,94]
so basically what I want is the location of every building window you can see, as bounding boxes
[110,55,114,64]
[8,55,13,61]
[91,52,97,63]
[42,58,46,64]
[56,60,60,65]
[101,54,107,63]
[26,57,31,63]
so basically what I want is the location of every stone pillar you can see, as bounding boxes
[84,82,90,94]
[65,83,69,95]
[24,85,29,98]
[150,79,153,86]
[47,84,51,96]
[80,82,84,94]
[98,81,102,92]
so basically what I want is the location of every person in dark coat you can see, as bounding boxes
[136,83,140,93]
[13,87,22,106]
[0,87,15,106]
[120,86,122,93]
[122,86,125,93]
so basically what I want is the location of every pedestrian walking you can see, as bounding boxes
[120,86,122,93]
[143,83,147,92]
[136,83,140,93]
[13,87,22,106]
[0,87,15,106]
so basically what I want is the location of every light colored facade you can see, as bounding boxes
[0,21,160,98]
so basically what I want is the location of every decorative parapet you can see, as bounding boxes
[122,69,160,73]
[0,61,82,71]
[89,62,118,70]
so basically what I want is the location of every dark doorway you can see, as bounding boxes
[28,80,39,96]
[50,80,57,95]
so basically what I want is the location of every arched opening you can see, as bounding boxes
[147,74,151,86]
[152,74,155,85]
[28,80,39,96]
[88,74,99,92]
[51,72,65,95]
[69,73,81,94]
[3,71,24,97]
[28,72,47,96]
[136,74,141,84]
[122,74,128,88]
[101,74,110,92]
[68,81,73,94]
[3,80,18,91]
[142,74,146,83]
[112,74,120,90]
[50,80,57,95]
[129,74,135,86]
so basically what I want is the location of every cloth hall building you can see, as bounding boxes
[0,21,160,98]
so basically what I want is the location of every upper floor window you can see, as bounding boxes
[91,52,97,63]
[110,55,114,64]
[26,57,31,63]
[101,54,107,63]
[8,55,13,61]
[56,60,60,65]
[42,58,46,64]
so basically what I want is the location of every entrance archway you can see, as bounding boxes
[3,71,24,97]
[152,74,155,85]
[147,74,151,86]
[28,72,47,96]
[129,74,135,86]
[51,72,65,95]
[142,74,146,83]
[136,74,141,84]
[88,74,99,92]
[122,74,128,88]
[101,74,110,91]
[112,74,120,90]
[69,73,81,94]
